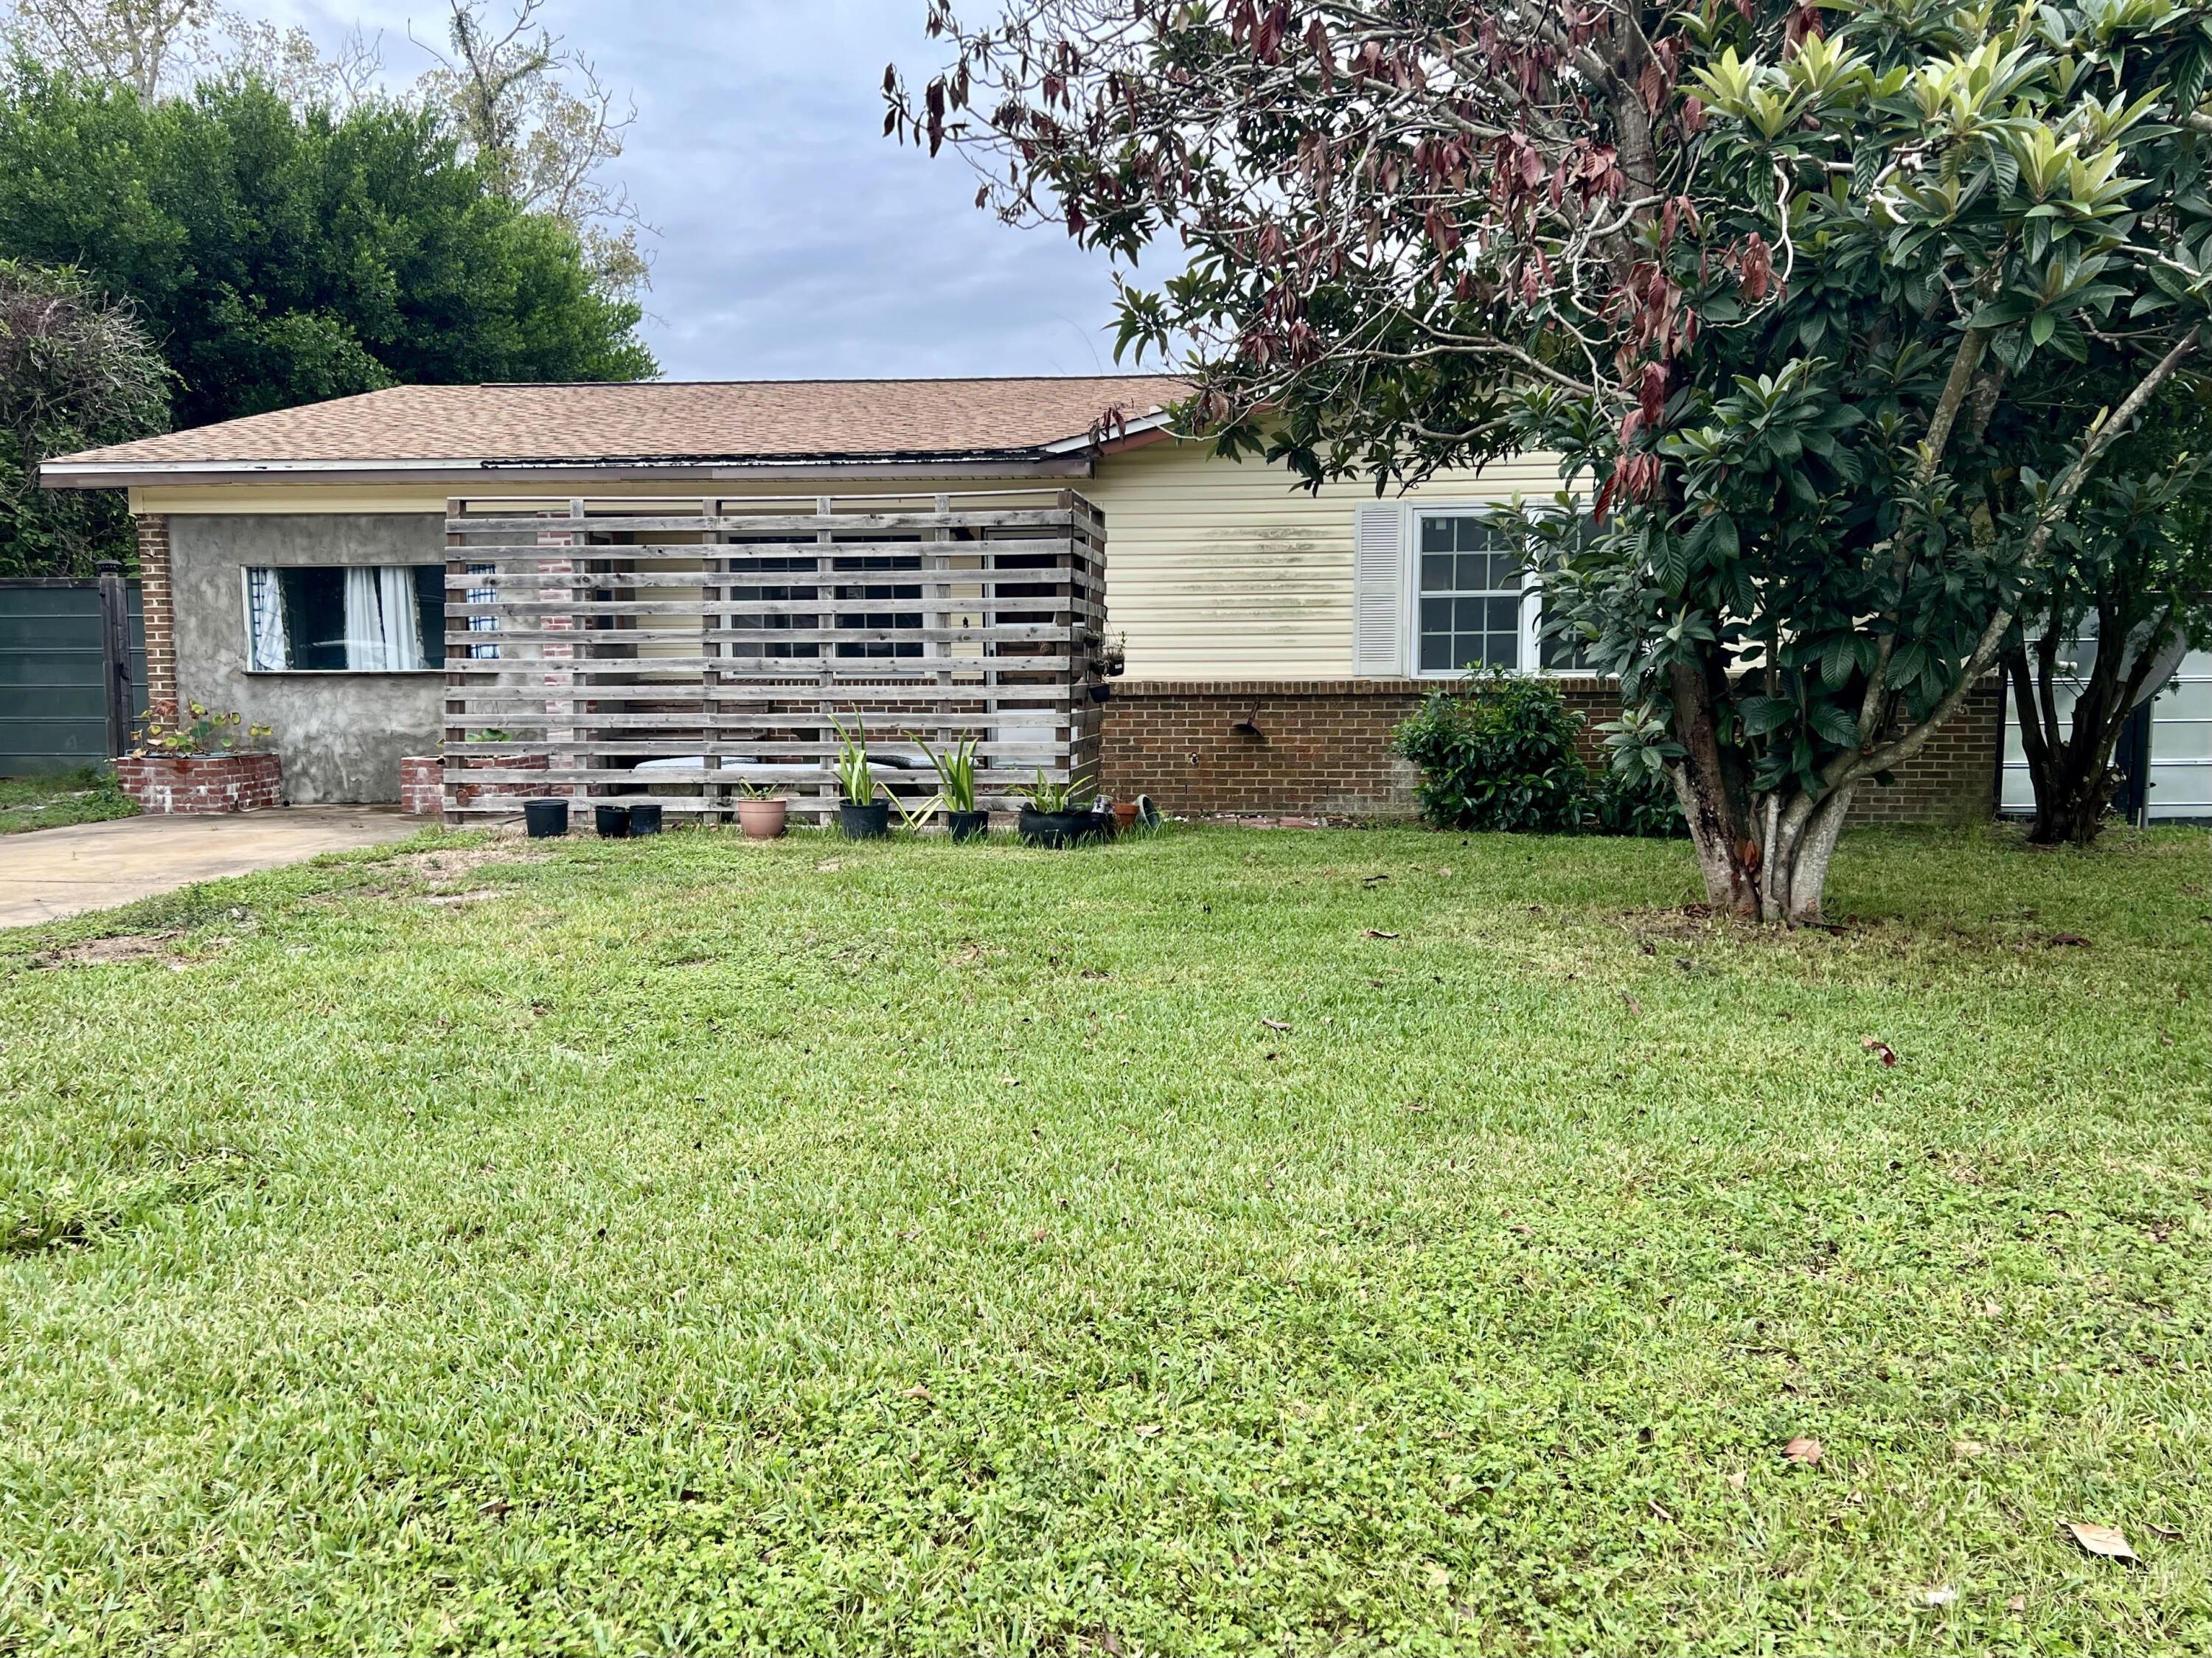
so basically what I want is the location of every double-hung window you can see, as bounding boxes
[245,565,444,672]
[1408,511,1597,676]
[1417,515,1524,672]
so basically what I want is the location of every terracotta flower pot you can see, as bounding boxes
[1111,801,1139,834]
[737,798,787,840]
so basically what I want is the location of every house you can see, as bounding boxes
[43,374,2019,820]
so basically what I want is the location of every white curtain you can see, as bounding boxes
[344,566,425,671]
[246,568,288,671]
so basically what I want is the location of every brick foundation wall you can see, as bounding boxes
[1099,678,2002,824]
[134,514,175,720]
[1848,680,2003,823]
[116,753,282,814]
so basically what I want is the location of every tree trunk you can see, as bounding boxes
[1666,659,1761,914]
[1759,782,1856,924]
[2008,628,2159,847]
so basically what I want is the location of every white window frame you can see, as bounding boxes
[1397,500,1596,680]
[237,563,449,675]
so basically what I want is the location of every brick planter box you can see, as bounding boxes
[400,753,554,817]
[400,756,442,815]
[115,752,282,815]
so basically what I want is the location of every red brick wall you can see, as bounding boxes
[116,753,282,815]
[400,756,442,815]
[134,514,175,718]
[1848,681,2003,823]
[1099,678,2000,824]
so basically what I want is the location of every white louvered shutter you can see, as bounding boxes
[1352,504,1406,676]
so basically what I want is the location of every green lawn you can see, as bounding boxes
[0,769,138,835]
[1,823,2205,1654]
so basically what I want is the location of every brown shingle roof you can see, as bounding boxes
[55,376,1193,468]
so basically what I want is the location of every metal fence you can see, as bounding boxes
[0,573,146,776]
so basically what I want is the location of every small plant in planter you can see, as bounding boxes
[139,700,272,756]
[1016,770,1102,848]
[732,779,789,840]
[920,734,989,841]
[830,711,889,840]
[119,701,281,814]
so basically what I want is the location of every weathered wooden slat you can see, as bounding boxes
[445,596,1087,621]
[439,625,1076,649]
[441,659,1079,680]
[446,766,1078,786]
[440,538,1083,575]
[448,509,1079,536]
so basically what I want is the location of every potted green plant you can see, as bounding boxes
[921,734,989,841]
[733,779,788,840]
[830,711,889,840]
[1016,770,1100,848]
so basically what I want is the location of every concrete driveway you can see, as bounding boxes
[0,807,426,930]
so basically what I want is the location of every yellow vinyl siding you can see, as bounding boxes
[133,441,1572,683]
[1084,439,1566,680]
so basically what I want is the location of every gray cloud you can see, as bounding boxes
[262,0,1130,380]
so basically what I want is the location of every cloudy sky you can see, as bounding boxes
[260,0,1136,382]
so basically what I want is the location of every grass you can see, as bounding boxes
[0,769,138,835]
[0,821,2204,1654]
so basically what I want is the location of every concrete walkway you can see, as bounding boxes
[0,807,426,930]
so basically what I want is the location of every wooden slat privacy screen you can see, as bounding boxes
[440,490,1108,823]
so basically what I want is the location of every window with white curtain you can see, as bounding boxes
[244,566,444,672]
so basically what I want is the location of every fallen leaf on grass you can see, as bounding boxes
[1862,1038,1899,1067]
[2144,1522,2183,1542]
[2062,1520,2138,1561]
[1621,993,1643,1016]
[1726,1471,1747,1491]
[899,1385,932,1401]
[1133,1424,1161,1437]
[1363,928,1399,939]
[1952,1439,1987,1458]
[2006,1595,2027,1614]
[1921,1586,1958,1608]
[1648,1499,1674,1522]
[814,859,842,872]
[1783,1436,1823,1466]
[999,1076,1022,1087]
[1260,1018,1293,1032]
[2047,932,2090,947]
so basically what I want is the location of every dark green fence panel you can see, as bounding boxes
[0,580,145,775]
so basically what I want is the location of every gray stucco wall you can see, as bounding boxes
[171,514,444,803]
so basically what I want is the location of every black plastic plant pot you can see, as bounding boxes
[839,801,891,840]
[947,809,990,843]
[626,801,664,836]
[594,803,631,839]
[522,798,568,839]
[1019,807,1098,848]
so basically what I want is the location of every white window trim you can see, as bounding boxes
[1397,499,1599,680]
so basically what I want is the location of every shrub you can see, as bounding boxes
[1390,672,1590,833]
[1588,765,1688,838]
[1391,671,1687,837]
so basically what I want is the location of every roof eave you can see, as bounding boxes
[40,450,1099,490]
